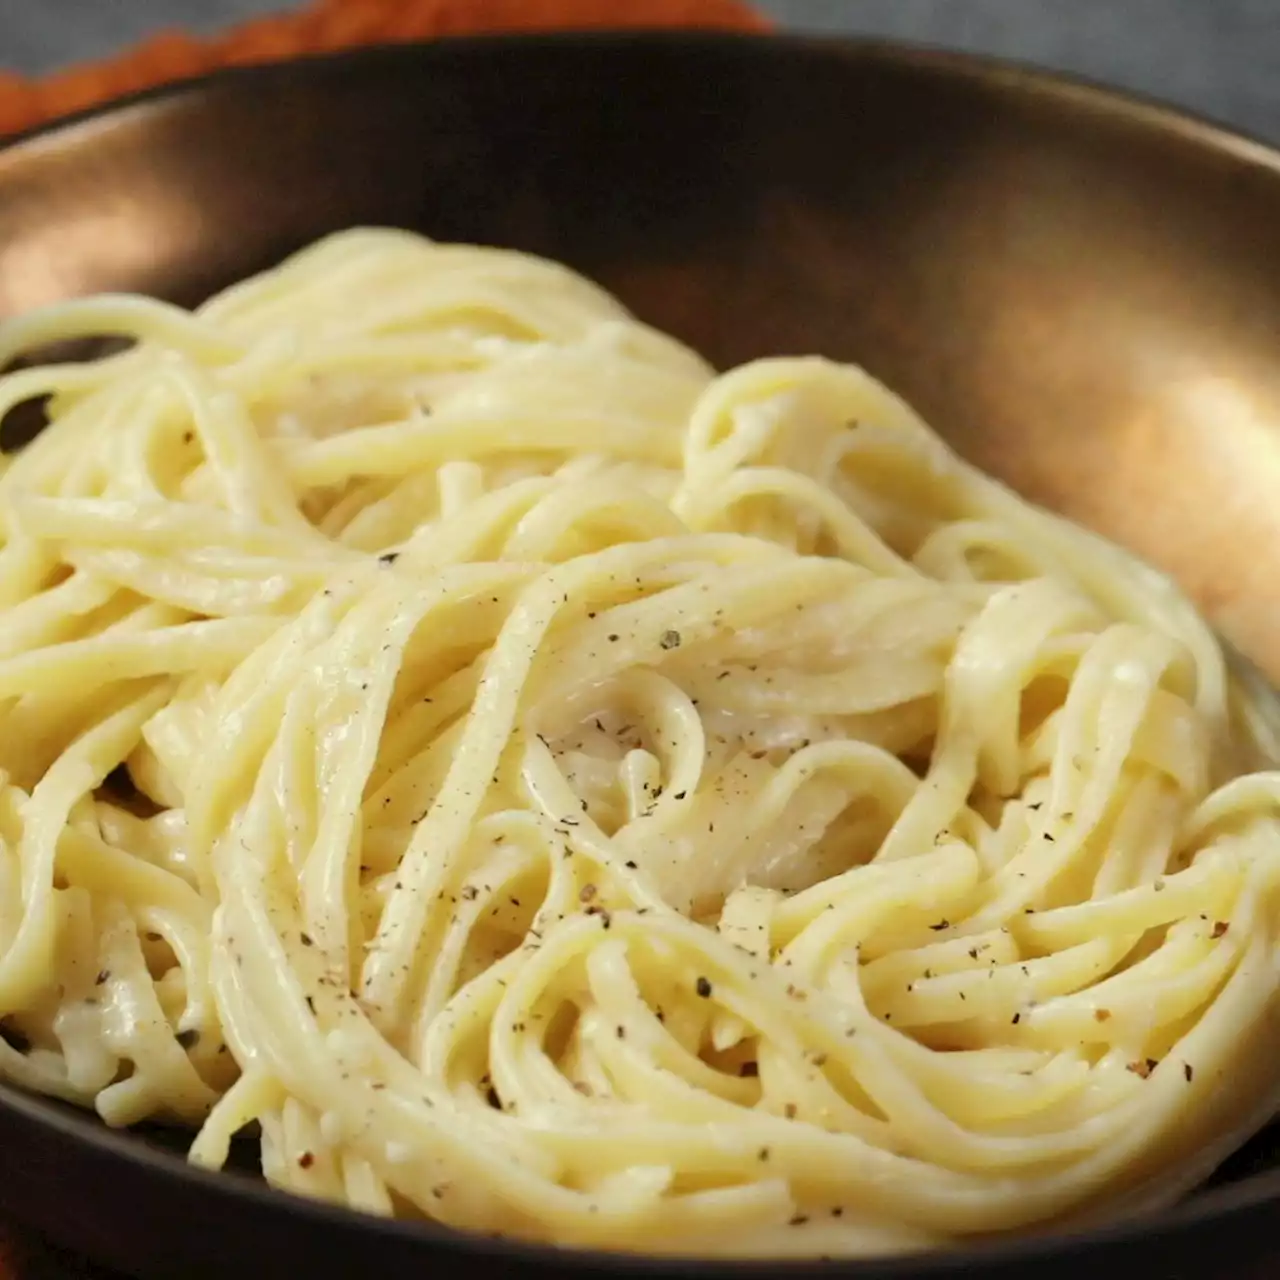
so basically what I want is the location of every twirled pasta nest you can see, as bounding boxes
[1,230,1278,1259]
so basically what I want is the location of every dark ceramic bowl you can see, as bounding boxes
[1,31,1279,1280]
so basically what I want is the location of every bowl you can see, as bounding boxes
[1,30,1279,1280]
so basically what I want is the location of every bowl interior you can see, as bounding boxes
[1,30,1280,1280]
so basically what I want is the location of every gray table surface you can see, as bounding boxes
[0,1,1278,144]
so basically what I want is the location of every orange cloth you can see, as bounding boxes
[0,0,768,137]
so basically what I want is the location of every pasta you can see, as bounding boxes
[1,229,1279,1259]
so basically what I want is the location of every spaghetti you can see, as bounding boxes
[0,229,1278,1258]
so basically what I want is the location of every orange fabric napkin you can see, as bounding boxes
[0,0,769,138]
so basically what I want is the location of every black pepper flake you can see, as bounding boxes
[607,634,620,643]
[461,885,479,901]
[176,1028,200,1049]
[1127,1059,1157,1079]
[624,860,637,870]
[1212,921,1230,939]
[1011,1012,1021,1025]
[695,976,713,998]
[95,969,110,985]
[1184,1062,1194,1083]
[659,630,682,650]
[305,996,316,1015]
[757,1147,770,1162]
[615,1025,626,1040]
[929,919,950,932]
[298,1151,315,1169]
[378,552,399,565]
[486,1085,502,1109]
[789,1215,810,1228]
[674,791,687,800]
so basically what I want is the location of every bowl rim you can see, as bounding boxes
[3,26,1280,177]
[1,27,1279,1277]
